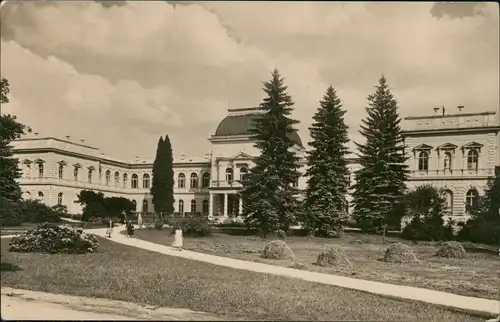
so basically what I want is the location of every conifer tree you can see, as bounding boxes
[151,135,174,214]
[241,69,301,236]
[304,86,350,236]
[352,76,409,232]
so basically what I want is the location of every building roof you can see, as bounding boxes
[214,113,304,147]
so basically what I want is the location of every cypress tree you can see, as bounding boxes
[151,135,174,214]
[241,69,301,236]
[304,86,350,236]
[352,76,409,232]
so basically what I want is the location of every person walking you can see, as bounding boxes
[126,220,134,238]
[106,218,114,238]
[171,224,183,251]
[137,212,143,229]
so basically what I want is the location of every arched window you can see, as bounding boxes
[443,190,453,215]
[467,150,479,171]
[202,199,209,214]
[58,164,64,179]
[123,173,128,188]
[239,167,248,181]
[57,192,63,206]
[465,189,479,210]
[143,174,150,189]
[190,173,198,189]
[131,200,137,211]
[178,200,184,213]
[142,199,149,213]
[443,152,452,170]
[131,174,138,189]
[178,173,185,188]
[105,170,111,186]
[88,169,93,183]
[190,199,196,213]
[202,172,210,188]
[114,172,120,187]
[226,168,233,183]
[74,166,79,181]
[38,163,44,178]
[418,151,429,171]
[38,191,44,199]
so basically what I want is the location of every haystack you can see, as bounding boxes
[261,240,295,260]
[316,246,352,267]
[435,241,467,259]
[383,242,417,263]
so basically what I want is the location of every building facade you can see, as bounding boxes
[12,107,499,222]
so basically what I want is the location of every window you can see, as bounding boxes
[88,169,93,183]
[465,189,479,209]
[132,200,137,211]
[105,170,111,186]
[467,150,479,171]
[143,174,150,189]
[292,178,299,188]
[131,174,138,189]
[202,172,210,188]
[443,190,453,215]
[114,172,120,187]
[418,151,429,171]
[202,199,209,214]
[443,152,452,170]
[58,164,64,179]
[123,173,128,188]
[190,173,198,189]
[239,167,248,181]
[178,200,184,213]
[190,199,196,213]
[226,168,233,183]
[38,191,44,199]
[98,167,102,179]
[178,173,185,188]
[74,166,79,181]
[57,192,63,206]
[142,199,149,213]
[38,163,44,178]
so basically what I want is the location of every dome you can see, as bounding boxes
[214,113,303,147]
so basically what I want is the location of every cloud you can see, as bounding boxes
[0,1,498,160]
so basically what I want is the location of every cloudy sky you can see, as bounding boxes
[1,1,498,160]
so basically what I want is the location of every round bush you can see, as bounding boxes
[435,241,467,259]
[8,222,100,254]
[316,246,352,267]
[261,240,295,260]
[383,242,417,264]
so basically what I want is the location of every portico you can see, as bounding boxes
[208,192,243,218]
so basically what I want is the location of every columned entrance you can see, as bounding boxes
[208,192,243,218]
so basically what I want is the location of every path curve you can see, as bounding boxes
[86,227,499,316]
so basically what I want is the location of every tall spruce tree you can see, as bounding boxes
[352,76,409,232]
[0,78,26,202]
[241,69,301,236]
[304,86,350,236]
[151,135,174,214]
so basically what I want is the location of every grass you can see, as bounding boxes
[133,228,500,300]
[0,238,494,321]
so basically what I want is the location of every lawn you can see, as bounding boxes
[133,228,500,300]
[0,238,493,321]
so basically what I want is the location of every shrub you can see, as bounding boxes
[457,218,500,245]
[435,241,467,259]
[8,222,100,254]
[275,229,287,240]
[0,199,62,226]
[316,246,352,267]
[402,216,455,242]
[0,197,23,226]
[382,242,417,263]
[261,240,294,260]
[178,217,212,237]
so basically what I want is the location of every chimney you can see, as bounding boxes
[65,136,70,140]
[457,105,464,113]
[442,106,445,116]
[80,139,85,143]
[181,154,185,160]
[34,132,39,137]
[433,107,440,116]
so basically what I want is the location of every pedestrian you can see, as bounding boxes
[106,218,114,238]
[126,220,134,238]
[171,224,183,251]
[137,212,143,229]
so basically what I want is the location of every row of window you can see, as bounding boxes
[417,149,479,172]
[139,199,209,214]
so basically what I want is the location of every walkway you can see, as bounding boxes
[88,227,500,316]
[1,287,223,320]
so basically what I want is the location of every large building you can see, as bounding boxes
[12,106,500,222]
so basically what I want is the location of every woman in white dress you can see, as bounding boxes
[137,213,143,229]
[172,224,183,251]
